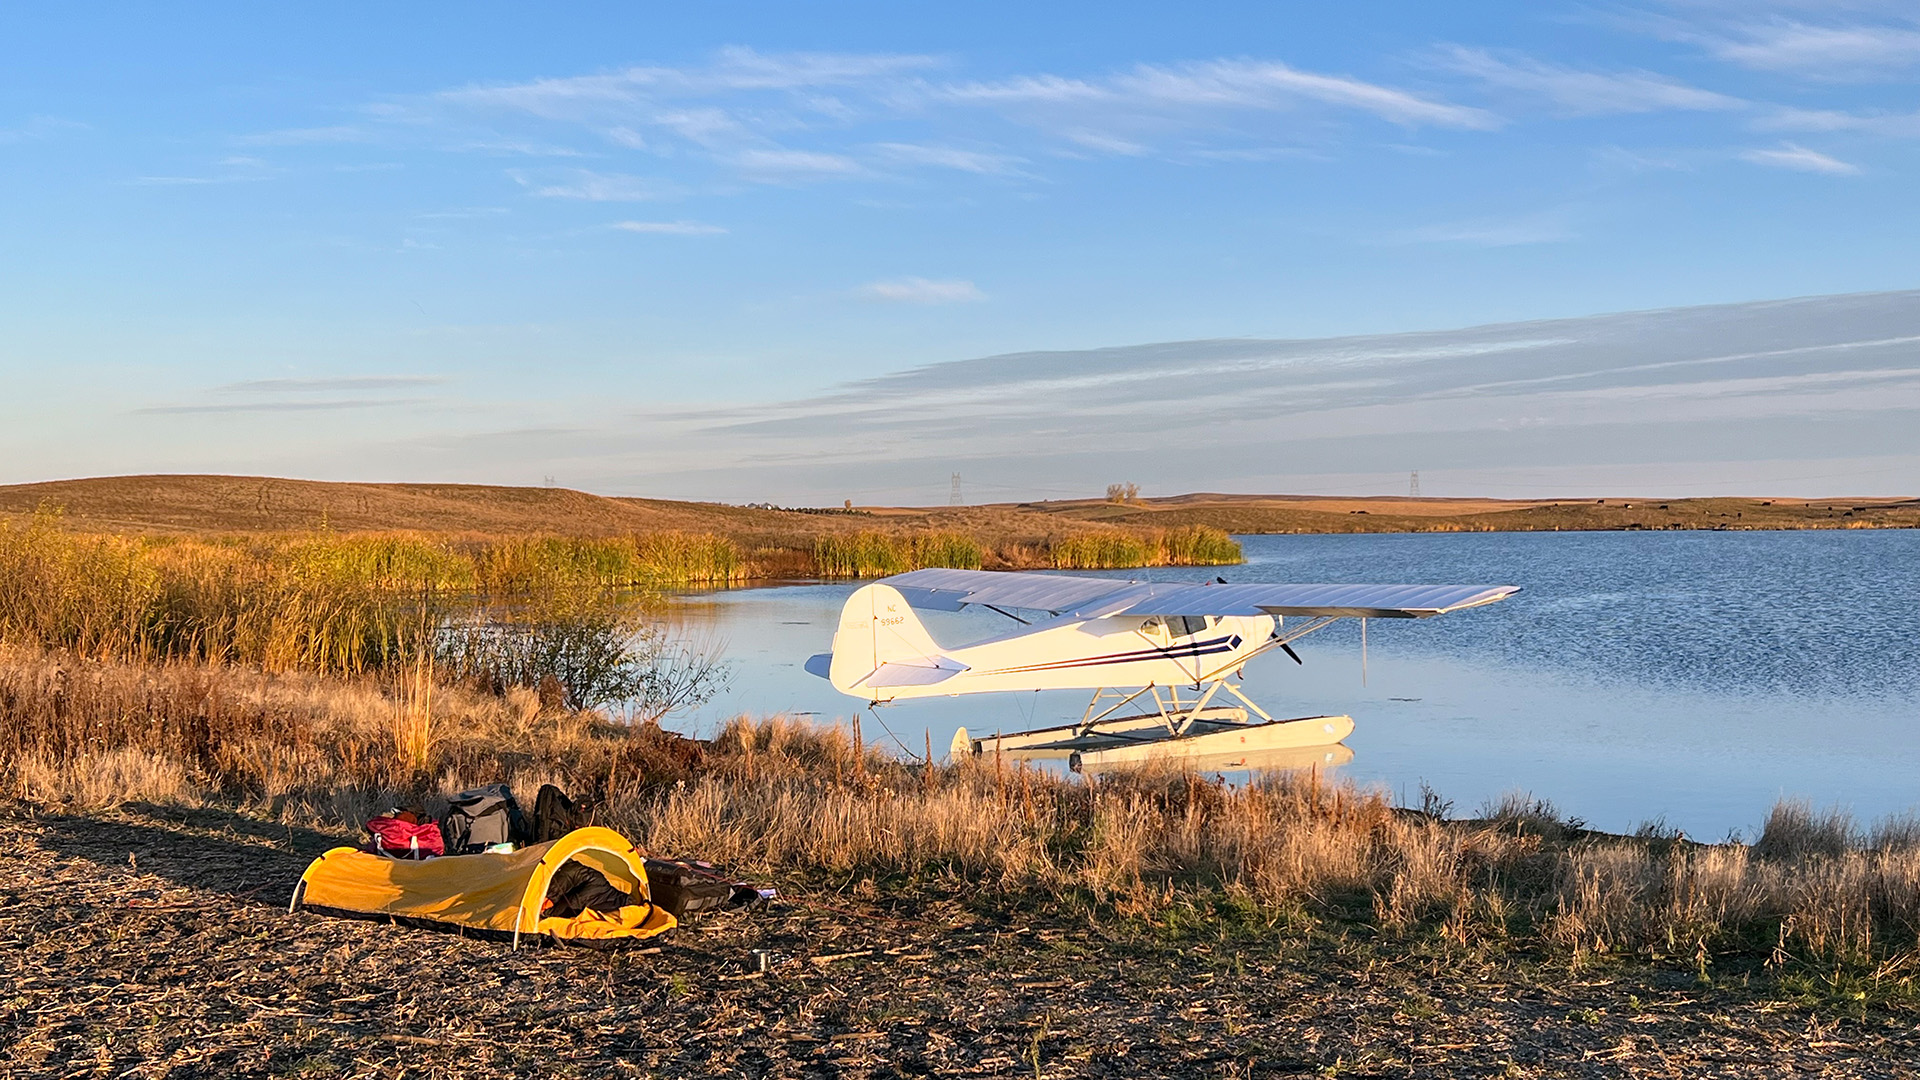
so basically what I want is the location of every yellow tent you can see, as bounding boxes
[290,826,676,946]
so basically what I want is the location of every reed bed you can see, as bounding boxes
[810,531,984,579]
[0,513,745,675]
[5,645,1917,988]
[809,526,1239,578]
[1049,525,1240,570]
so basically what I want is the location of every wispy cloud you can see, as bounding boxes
[135,398,430,415]
[414,206,510,219]
[451,137,589,157]
[1438,46,1743,115]
[236,125,367,146]
[1754,106,1920,137]
[1740,142,1860,174]
[0,115,88,144]
[1384,213,1576,247]
[1061,129,1148,156]
[132,156,277,186]
[732,147,863,178]
[1114,59,1501,129]
[516,169,676,200]
[611,220,728,235]
[1592,145,1696,173]
[856,277,986,303]
[397,290,1920,503]
[217,376,448,394]
[947,59,1499,131]
[437,48,942,114]
[871,142,1024,174]
[403,46,1501,192]
[1705,20,1920,75]
[130,173,271,186]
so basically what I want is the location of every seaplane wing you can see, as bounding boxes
[887,567,1148,615]
[884,568,1517,619]
[1105,582,1520,619]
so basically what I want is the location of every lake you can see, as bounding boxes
[665,530,1920,839]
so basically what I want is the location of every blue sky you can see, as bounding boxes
[4,2,1920,501]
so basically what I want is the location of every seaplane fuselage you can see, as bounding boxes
[812,582,1277,702]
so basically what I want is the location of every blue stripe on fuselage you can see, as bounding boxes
[989,634,1241,675]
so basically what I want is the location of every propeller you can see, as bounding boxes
[1267,626,1305,664]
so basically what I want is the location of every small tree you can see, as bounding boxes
[437,611,731,716]
[1106,482,1140,504]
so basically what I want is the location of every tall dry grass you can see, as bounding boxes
[7,642,1916,985]
[0,511,745,675]
[809,525,1240,578]
[811,531,985,579]
[1049,526,1240,570]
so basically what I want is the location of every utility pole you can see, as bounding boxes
[1408,470,1421,498]
[949,473,963,505]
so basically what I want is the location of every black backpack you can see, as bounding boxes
[534,784,589,843]
[440,783,533,854]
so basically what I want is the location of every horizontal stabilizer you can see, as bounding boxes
[862,660,968,688]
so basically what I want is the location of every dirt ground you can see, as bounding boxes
[3,802,1916,1079]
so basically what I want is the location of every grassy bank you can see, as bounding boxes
[809,524,1239,577]
[0,514,1240,679]
[6,645,1918,1008]
[0,512,749,675]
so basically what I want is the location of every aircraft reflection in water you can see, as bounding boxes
[806,568,1517,767]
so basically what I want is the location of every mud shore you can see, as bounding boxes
[5,802,1915,1079]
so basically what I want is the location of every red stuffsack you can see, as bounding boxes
[366,816,445,859]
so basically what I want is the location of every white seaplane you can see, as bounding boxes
[805,567,1518,769]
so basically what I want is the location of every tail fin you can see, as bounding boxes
[828,583,954,696]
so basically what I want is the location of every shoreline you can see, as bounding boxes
[7,797,1918,1078]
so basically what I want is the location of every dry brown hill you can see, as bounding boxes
[1027,491,1920,533]
[2,474,1915,539]
[0,474,809,537]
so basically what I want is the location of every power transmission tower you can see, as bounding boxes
[949,473,963,505]
[1408,471,1421,498]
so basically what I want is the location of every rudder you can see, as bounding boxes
[827,583,946,695]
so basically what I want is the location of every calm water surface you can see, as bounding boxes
[668,530,1920,838]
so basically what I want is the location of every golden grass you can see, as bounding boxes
[810,531,985,578]
[6,644,1917,980]
[1049,525,1239,569]
[0,511,744,675]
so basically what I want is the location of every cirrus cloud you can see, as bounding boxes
[1740,142,1860,174]
[856,277,986,304]
[611,219,728,235]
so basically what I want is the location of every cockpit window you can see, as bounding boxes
[1143,615,1216,640]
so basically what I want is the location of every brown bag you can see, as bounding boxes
[644,858,752,918]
